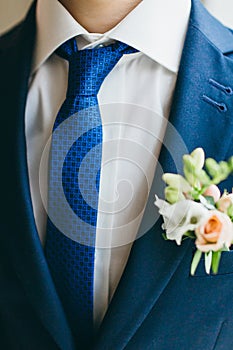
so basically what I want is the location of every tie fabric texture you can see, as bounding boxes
[45,37,137,343]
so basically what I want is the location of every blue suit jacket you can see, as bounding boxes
[0,1,233,349]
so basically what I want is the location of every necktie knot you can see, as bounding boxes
[56,38,137,96]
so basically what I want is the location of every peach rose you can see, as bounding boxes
[203,185,221,203]
[217,193,233,213]
[195,210,233,252]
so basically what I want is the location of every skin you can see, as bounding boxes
[59,0,142,33]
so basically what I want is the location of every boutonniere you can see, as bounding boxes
[154,148,233,275]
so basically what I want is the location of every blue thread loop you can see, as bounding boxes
[202,95,227,113]
[209,79,233,96]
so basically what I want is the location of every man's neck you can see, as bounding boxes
[59,0,142,33]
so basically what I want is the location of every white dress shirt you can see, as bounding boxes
[25,0,191,328]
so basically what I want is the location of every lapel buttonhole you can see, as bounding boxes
[209,78,233,96]
[202,94,228,113]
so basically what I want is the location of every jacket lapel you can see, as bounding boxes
[0,3,75,350]
[94,1,233,348]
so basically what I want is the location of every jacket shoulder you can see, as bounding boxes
[191,0,233,54]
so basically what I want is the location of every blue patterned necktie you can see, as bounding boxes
[45,38,137,344]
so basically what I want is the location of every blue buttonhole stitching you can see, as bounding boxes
[202,95,227,113]
[209,78,233,95]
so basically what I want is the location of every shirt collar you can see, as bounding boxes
[32,0,191,74]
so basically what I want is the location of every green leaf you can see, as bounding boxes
[228,156,233,172]
[162,233,168,241]
[190,187,202,201]
[199,195,216,210]
[227,204,233,221]
[203,196,216,207]
[190,250,202,276]
[211,251,222,274]
[204,251,212,274]
[183,231,196,240]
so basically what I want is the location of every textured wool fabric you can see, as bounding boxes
[44,38,137,344]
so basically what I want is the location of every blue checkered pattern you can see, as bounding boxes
[44,37,137,343]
